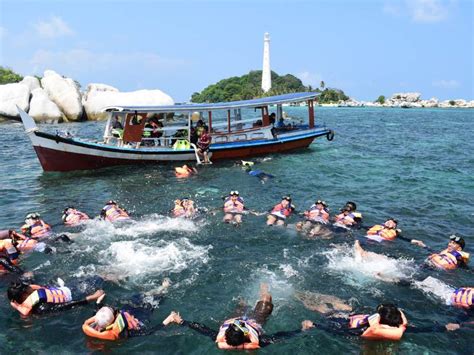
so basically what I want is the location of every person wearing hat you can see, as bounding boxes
[296,199,330,233]
[20,213,51,239]
[267,196,296,226]
[426,235,469,270]
[223,191,245,224]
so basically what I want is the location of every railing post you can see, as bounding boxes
[308,100,315,128]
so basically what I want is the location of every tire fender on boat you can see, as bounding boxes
[326,130,335,141]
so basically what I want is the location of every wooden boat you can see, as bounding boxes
[17,92,334,172]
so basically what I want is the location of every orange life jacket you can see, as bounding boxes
[63,209,90,226]
[223,197,245,214]
[22,220,51,239]
[270,203,293,219]
[367,225,397,241]
[103,205,130,222]
[82,311,141,341]
[450,287,473,309]
[215,317,261,350]
[172,204,186,217]
[349,312,408,341]
[11,285,70,316]
[428,249,469,270]
[305,205,329,223]
[16,237,38,252]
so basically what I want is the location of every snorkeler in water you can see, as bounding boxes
[171,198,197,219]
[82,278,171,341]
[296,199,331,236]
[332,202,362,231]
[8,278,104,316]
[163,283,314,350]
[100,201,130,222]
[174,164,198,178]
[223,191,246,224]
[20,213,52,239]
[266,196,295,226]
[62,207,90,226]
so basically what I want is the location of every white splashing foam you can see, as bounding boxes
[323,244,417,286]
[413,276,454,305]
[99,238,211,280]
[279,264,299,278]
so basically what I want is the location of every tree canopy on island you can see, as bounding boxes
[0,67,23,85]
[191,70,349,104]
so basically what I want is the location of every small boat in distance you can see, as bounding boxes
[17,92,334,172]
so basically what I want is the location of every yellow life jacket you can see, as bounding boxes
[367,225,397,241]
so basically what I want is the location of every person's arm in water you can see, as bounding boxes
[259,321,315,347]
[162,312,218,340]
[0,257,23,274]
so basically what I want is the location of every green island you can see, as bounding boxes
[190,70,349,104]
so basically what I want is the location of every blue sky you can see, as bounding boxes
[0,0,472,101]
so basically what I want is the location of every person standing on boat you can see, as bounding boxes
[197,127,212,164]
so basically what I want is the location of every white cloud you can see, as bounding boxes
[298,71,323,87]
[432,79,460,89]
[408,0,448,23]
[34,16,74,39]
[28,48,187,78]
[383,0,453,23]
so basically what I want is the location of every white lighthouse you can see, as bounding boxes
[261,32,271,93]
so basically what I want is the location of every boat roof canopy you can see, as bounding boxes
[103,92,318,113]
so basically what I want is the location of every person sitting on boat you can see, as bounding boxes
[143,118,164,146]
[162,283,314,349]
[175,164,198,178]
[296,199,330,232]
[223,191,246,224]
[111,115,124,138]
[20,213,52,239]
[62,207,90,226]
[196,119,206,137]
[100,201,130,223]
[333,201,362,230]
[172,198,197,219]
[266,196,295,226]
[197,128,212,164]
[425,235,469,271]
[269,112,276,126]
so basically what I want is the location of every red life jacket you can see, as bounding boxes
[270,203,293,219]
[305,205,329,223]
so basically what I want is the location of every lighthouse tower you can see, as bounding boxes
[261,32,271,93]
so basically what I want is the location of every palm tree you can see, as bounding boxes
[320,81,325,91]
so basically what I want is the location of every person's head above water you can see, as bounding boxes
[281,196,292,205]
[448,234,465,250]
[315,199,328,208]
[229,191,239,198]
[94,306,115,329]
[7,281,30,303]
[376,304,403,327]
[344,201,357,212]
[106,200,117,206]
[225,320,249,346]
[384,218,398,229]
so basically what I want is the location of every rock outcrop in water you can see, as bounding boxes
[337,92,474,108]
[83,83,174,121]
[0,69,174,123]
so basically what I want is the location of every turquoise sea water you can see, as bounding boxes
[0,107,472,353]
